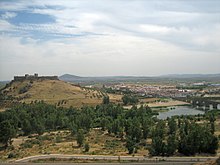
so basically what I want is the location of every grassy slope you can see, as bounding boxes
[2,80,122,108]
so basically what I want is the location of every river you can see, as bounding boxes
[157,106,205,120]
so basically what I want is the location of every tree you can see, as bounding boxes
[142,118,151,139]
[149,120,166,156]
[84,143,90,152]
[100,118,109,131]
[122,95,129,105]
[178,120,219,155]
[32,118,45,135]
[122,95,138,105]
[102,95,110,104]
[0,121,16,147]
[209,114,216,134]
[126,136,135,154]
[168,117,177,135]
[126,118,142,143]
[70,121,78,135]
[150,136,166,156]
[166,134,177,156]
[76,129,84,147]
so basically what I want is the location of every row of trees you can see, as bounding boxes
[0,101,218,156]
[150,117,218,156]
[103,93,139,106]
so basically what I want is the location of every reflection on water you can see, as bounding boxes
[157,106,205,120]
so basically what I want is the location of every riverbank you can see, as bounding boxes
[124,100,189,109]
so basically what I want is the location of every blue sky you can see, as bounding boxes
[0,0,220,80]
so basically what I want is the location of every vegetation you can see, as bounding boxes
[102,95,110,104]
[84,143,90,152]
[0,80,113,108]
[0,102,219,157]
[150,117,219,156]
[77,129,84,147]
[122,94,139,105]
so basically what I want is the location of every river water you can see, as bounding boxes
[157,106,205,120]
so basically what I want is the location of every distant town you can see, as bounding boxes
[103,82,220,98]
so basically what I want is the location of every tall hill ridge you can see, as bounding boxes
[0,75,122,108]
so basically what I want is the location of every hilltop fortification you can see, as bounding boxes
[13,73,58,81]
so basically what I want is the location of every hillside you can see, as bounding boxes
[0,79,122,108]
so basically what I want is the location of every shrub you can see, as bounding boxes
[84,143,90,152]
[8,152,17,158]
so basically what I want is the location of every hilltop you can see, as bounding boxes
[0,77,122,108]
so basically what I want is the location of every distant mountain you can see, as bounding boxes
[0,81,8,90]
[160,74,220,78]
[59,73,220,84]
[59,74,83,81]
[59,74,152,83]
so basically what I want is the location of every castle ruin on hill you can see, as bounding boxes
[13,73,59,81]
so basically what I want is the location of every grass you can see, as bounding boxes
[0,129,149,161]
[124,100,189,110]
[146,100,189,108]
[152,107,170,112]
[1,80,121,108]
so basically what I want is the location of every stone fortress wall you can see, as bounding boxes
[14,73,58,81]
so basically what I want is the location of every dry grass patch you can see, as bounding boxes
[146,100,189,107]
[2,79,122,108]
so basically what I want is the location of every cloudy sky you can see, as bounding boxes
[0,0,220,80]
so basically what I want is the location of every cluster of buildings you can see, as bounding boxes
[106,83,195,98]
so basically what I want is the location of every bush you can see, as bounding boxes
[55,136,62,143]
[29,139,41,145]
[84,143,90,152]
[37,135,51,141]
[19,86,28,94]
[20,142,33,148]
[8,152,17,158]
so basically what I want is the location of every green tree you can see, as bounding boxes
[126,118,142,143]
[0,121,16,147]
[84,143,90,152]
[126,136,135,154]
[149,120,166,156]
[76,129,84,147]
[100,118,109,131]
[168,117,177,135]
[209,114,216,134]
[122,95,138,105]
[150,136,166,156]
[166,134,177,156]
[142,118,151,139]
[102,95,110,104]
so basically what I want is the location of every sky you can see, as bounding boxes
[0,0,220,80]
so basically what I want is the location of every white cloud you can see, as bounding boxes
[1,12,17,19]
[139,24,174,34]
[0,33,219,80]
[0,0,220,80]
[0,20,14,31]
